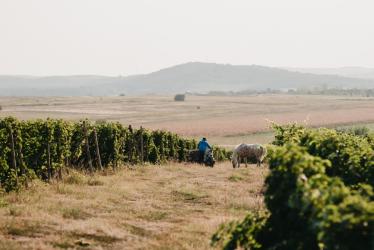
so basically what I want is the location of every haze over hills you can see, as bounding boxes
[1,62,374,96]
[0,75,120,96]
[284,67,374,80]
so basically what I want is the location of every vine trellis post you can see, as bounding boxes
[83,121,93,172]
[128,125,133,164]
[15,132,26,186]
[8,126,18,185]
[140,126,144,165]
[93,127,103,171]
[46,123,52,180]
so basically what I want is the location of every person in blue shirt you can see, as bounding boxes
[198,137,212,163]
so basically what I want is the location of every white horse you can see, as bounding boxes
[231,143,267,168]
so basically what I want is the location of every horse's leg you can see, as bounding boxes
[245,157,248,168]
[238,156,240,168]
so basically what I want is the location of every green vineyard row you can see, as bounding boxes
[0,117,230,192]
[212,124,374,250]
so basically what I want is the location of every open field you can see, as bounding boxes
[1,95,374,146]
[0,95,373,249]
[0,163,266,250]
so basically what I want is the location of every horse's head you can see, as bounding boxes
[231,152,238,168]
[231,158,237,168]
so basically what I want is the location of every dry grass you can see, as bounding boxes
[0,162,266,250]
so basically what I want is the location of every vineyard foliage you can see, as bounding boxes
[0,117,230,192]
[212,124,374,250]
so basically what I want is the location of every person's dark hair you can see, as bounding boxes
[202,137,207,141]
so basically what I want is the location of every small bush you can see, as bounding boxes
[228,174,243,182]
[87,178,104,186]
[61,207,91,220]
[63,172,85,185]
[174,94,185,101]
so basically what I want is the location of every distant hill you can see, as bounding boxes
[1,62,374,96]
[284,67,374,80]
[0,75,124,96]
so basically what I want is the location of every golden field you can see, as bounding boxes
[1,94,374,146]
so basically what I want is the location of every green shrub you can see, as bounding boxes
[212,125,374,250]
[211,211,268,250]
[272,124,374,186]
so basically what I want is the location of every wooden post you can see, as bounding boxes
[14,133,24,175]
[57,132,63,180]
[46,124,52,180]
[65,157,70,175]
[140,126,144,165]
[93,127,103,171]
[128,125,133,164]
[58,164,63,180]
[9,126,18,185]
[14,133,27,187]
[83,121,93,172]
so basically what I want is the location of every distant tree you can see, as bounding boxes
[174,94,185,101]
[119,93,125,96]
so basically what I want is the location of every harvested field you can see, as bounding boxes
[0,163,266,250]
[1,95,374,142]
[0,94,373,249]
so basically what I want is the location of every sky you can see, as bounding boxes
[0,0,373,76]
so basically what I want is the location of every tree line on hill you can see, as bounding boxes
[191,87,374,97]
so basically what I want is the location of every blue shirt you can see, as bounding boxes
[198,140,211,152]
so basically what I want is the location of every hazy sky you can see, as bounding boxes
[1,0,373,75]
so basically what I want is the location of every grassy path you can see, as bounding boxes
[0,163,266,250]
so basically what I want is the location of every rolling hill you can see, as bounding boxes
[1,62,374,96]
